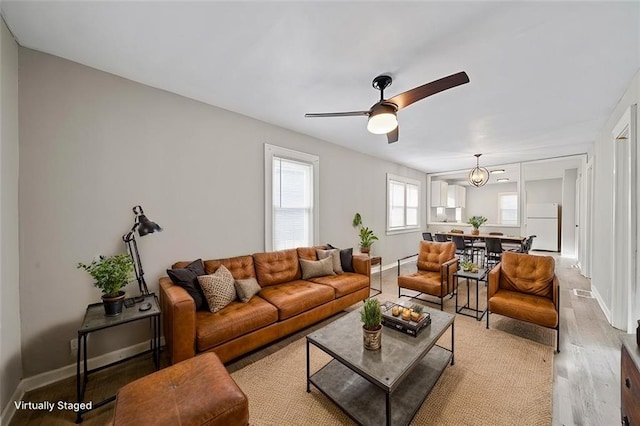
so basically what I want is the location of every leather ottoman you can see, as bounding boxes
[113,353,248,426]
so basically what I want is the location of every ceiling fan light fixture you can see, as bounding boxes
[367,104,398,135]
[468,153,489,187]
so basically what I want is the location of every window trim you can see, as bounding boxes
[498,192,518,225]
[264,144,319,251]
[386,173,421,234]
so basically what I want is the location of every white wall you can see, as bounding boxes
[561,169,577,257]
[0,17,22,413]
[591,69,640,323]
[524,178,562,205]
[17,48,426,377]
[465,182,518,225]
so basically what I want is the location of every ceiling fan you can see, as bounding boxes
[305,71,469,144]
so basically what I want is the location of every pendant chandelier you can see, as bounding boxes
[468,153,489,187]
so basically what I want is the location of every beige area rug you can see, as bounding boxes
[231,313,553,426]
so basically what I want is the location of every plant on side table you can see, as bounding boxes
[361,298,382,350]
[468,215,488,236]
[77,253,134,316]
[353,212,378,254]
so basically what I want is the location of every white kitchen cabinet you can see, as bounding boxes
[431,181,448,207]
[447,185,466,208]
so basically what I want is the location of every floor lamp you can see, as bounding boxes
[122,205,162,298]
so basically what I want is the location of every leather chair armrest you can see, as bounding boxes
[352,255,371,276]
[552,275,560,311]
[441,257,459,294]
[487,263,502,299]
[159,277,196,364]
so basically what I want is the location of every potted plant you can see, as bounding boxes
[77,254,134,316]
[361,298,382,350]
[353,213,378,254]
[468,215,488,236]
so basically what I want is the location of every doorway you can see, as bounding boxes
[611,105,637,332]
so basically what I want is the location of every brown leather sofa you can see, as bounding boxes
[160,247,371,365]
[486,251,560,352]
[397,241,458,310]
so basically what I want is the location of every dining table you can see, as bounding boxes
[435,232,526,264]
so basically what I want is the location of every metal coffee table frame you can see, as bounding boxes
[306,301,454,426]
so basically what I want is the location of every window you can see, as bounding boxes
[387,173,421,232]
[498,192,518,225]
[265,144,319,251]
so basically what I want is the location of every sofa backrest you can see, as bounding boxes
[499,251,555,298]
[417,241,455,272]
[203,256,256,279]
[253,249,301,287]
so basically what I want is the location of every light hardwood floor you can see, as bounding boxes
[9,252,624,425]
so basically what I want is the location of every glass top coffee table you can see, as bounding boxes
[306,299,454,426]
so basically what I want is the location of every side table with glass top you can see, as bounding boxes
[454,268,487,321]
[75,293,160,423]
[369,256,383,296]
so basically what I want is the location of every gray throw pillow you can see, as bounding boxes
[197,265,237,313]
[235,277,262,303]
[300,257,336,280]
[316,249,344,274]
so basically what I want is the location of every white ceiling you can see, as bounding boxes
[2,1,639,173]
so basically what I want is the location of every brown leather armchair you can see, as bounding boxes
[397,241,458,310]
[486,251,560,352]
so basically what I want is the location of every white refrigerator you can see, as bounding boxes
[526,203,559,251]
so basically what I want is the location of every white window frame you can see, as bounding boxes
[264,144,319,251]
[386,173,421,234]
[498,192,518,225]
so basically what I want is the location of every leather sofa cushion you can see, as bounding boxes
[397,271,447,296]
[499,252,555,298]
[309,273,369,298]
[297,247,319,261]
[417,241,455,272]
[203,255,256,280]
[258,280,334,320]
[253,249,301,286]
[488,289,558,328]
[195,297,278,351]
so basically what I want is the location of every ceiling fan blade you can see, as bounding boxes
[387,126,399,144]
[305,111,369,118]
[387,71,469,111]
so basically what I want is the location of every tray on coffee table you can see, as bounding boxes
[380,300,431,337]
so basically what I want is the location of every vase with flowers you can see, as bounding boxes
[468,216,488,236]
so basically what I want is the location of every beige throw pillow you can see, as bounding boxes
[316,249,344,274]
[197,265,237,313]
[235,277,262,303]
[300,257,336,280]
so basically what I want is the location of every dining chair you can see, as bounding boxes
[484,237,503,269]
[451,235,471,260]
[422,232,433,241]
[434,233,448,242]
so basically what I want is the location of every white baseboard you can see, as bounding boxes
[1,382,25,426]
[590,285,612,324]
[1,337,164,425]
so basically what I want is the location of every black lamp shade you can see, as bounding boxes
[137,214,162,236]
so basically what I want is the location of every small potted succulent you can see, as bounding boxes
[468,216,488,236]
[77,253,134,316]
[353,213,379,254]
[361,298,382,350]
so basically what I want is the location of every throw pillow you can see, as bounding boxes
[316,249,344,274]
[166,259,208,310]
[197,265,237,313]
[327,244,354,273]
[235,277,262,303]
[300,257,336,280]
